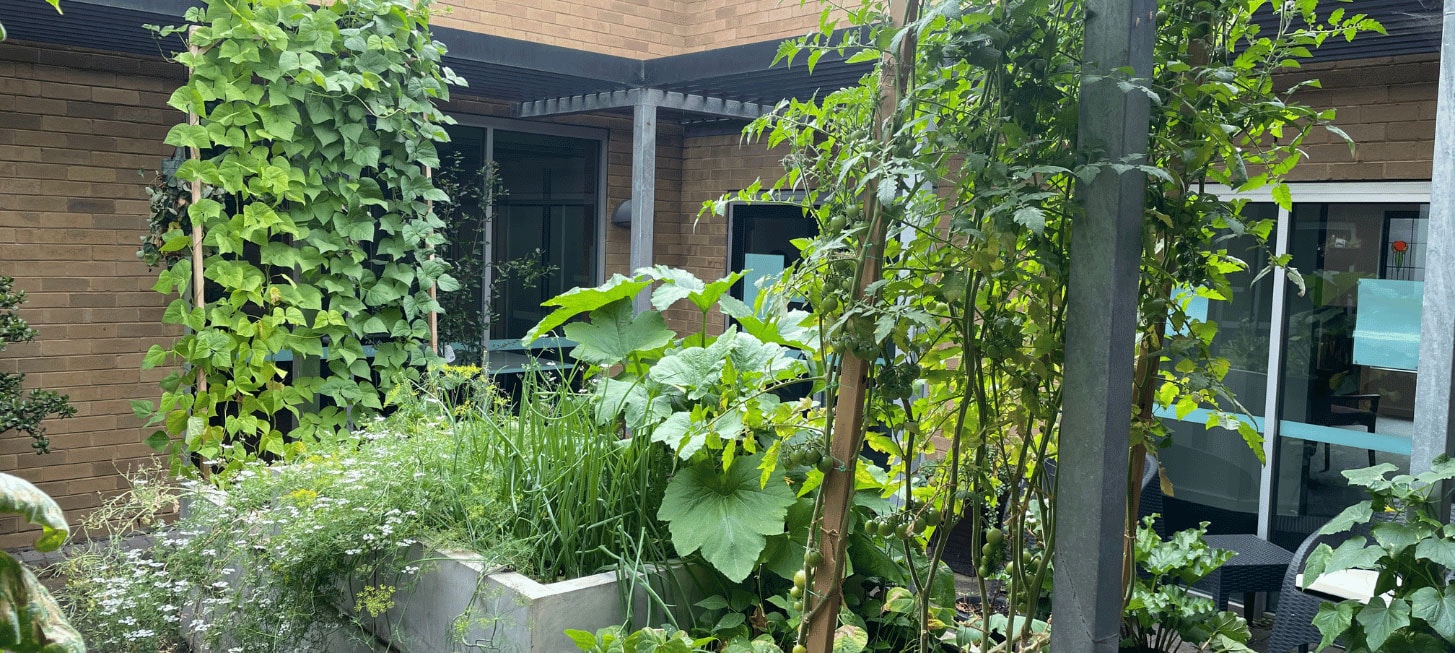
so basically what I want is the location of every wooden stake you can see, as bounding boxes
[425,165,438,356]
[186,26,210,481]
[803,2,915,650]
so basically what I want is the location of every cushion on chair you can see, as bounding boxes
[1295,569,1391,604]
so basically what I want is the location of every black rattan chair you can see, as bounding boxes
[1266,520,1378,653]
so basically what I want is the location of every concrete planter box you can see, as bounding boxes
[343,544,701,653]
[182,492,702,652]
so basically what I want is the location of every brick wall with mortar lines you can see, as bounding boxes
[660,131,794,335]
[435,0,689,58]
[434,0,840,58]
[0,41,182,549]
[679,0,846,53]
[1278,54,1437,183]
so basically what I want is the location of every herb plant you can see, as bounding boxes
[1305,459,1455,652]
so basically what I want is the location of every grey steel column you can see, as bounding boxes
[1051,0,1156,651]
[1412,1,1455,477]
[631,90,660,313]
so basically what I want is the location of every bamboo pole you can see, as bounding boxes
[186,26,211,481]
[803,2,914,650]
[425,165,439,356]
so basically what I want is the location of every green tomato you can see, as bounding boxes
[986,528,1005,546]
[816,455,834,473]
[789,585,803,599]
[793,646,808,653]
[804,550,823,567]
[894,522,910,539]
[793,569,807,588]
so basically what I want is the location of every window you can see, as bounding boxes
[1155,182,1432,551]
[435,121,605,368]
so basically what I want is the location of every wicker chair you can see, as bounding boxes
[1265,520,1379,653]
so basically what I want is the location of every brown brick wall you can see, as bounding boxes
[0,41,182,549]
[1279,54,1438,182]
[434,0,836,58]
[679,0,842,53]
[436,0,690,58]
[661,130,791,334]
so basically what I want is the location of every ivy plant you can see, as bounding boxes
[137,0,461,473]
[1305,459,1455,652]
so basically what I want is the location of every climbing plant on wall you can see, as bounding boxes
[136,0,461,474]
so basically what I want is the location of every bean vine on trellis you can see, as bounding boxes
[135,0,462,475]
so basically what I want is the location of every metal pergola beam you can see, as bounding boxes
[1051,0,1156,651]
[630,91,659,313]
[1411,1,1455,493]
[514,88,768,119]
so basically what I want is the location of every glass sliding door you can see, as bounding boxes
[1158,203,1278,536]
[490,131,600,343]
[435,123,602,367]
[1270,201,1427,550]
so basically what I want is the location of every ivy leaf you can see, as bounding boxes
[522,274,653,345]
[1414,537,1455,569]
[562,300,673,367]
[1319,500,1373,535]
[1357,597,1410,652]
[1312,601,1356,652]
[1411,586,1455,643]
[657,455,795,582]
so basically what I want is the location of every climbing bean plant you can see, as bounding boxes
[721,0,1378,650]
[137,0,461,473]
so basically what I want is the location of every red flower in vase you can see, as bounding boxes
[1391,240,1410,279]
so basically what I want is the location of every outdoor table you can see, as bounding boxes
[1192,534,1294,619]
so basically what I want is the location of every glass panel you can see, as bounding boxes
[1160,203,1276,535]
[436,125,489,365]
[729,204,816,311]
[489,130,600,343]
[1271,202,1426,551]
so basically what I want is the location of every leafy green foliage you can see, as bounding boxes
[727,0,1379,647]
[139,0,460,474]
[1121,518,1253,652]
[566,625,716,652]
[0,472,85,653]
[659,455,796,583]
[0,277,75,454]
[1305,458,1455,651]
